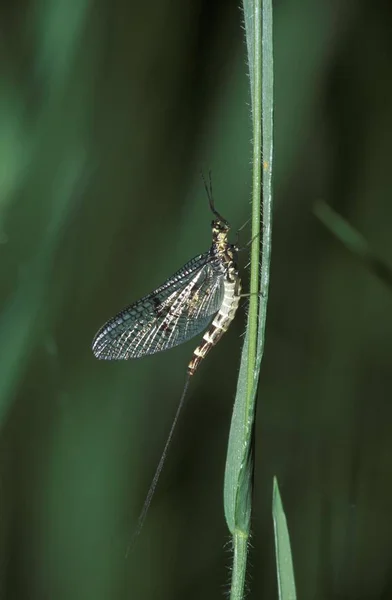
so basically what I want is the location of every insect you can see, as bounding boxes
[92,175,241,544]
[92,180,242,375]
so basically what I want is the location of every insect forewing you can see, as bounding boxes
[92,251,225,360]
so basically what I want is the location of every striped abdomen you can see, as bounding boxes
[187,274,241,376]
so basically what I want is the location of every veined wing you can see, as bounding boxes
[92,251,225,360]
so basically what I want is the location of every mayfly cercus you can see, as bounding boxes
[92,175,241,541]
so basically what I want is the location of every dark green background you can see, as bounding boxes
[1,1,392,598]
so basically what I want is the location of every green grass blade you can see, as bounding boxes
[272,477,297,600]
[314,200,392,289]
[223,0,273,597]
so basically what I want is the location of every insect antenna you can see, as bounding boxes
[200,170,229,225]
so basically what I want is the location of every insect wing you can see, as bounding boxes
[92,252,225,360]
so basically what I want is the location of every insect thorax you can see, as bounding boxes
[210,238,238,281]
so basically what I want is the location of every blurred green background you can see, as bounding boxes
[1,1,392,599]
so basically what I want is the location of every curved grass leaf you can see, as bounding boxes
[223,0,273,598]
[272,477,297,600]
[314,200,392,290]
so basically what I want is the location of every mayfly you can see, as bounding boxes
[92,175,241,540]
